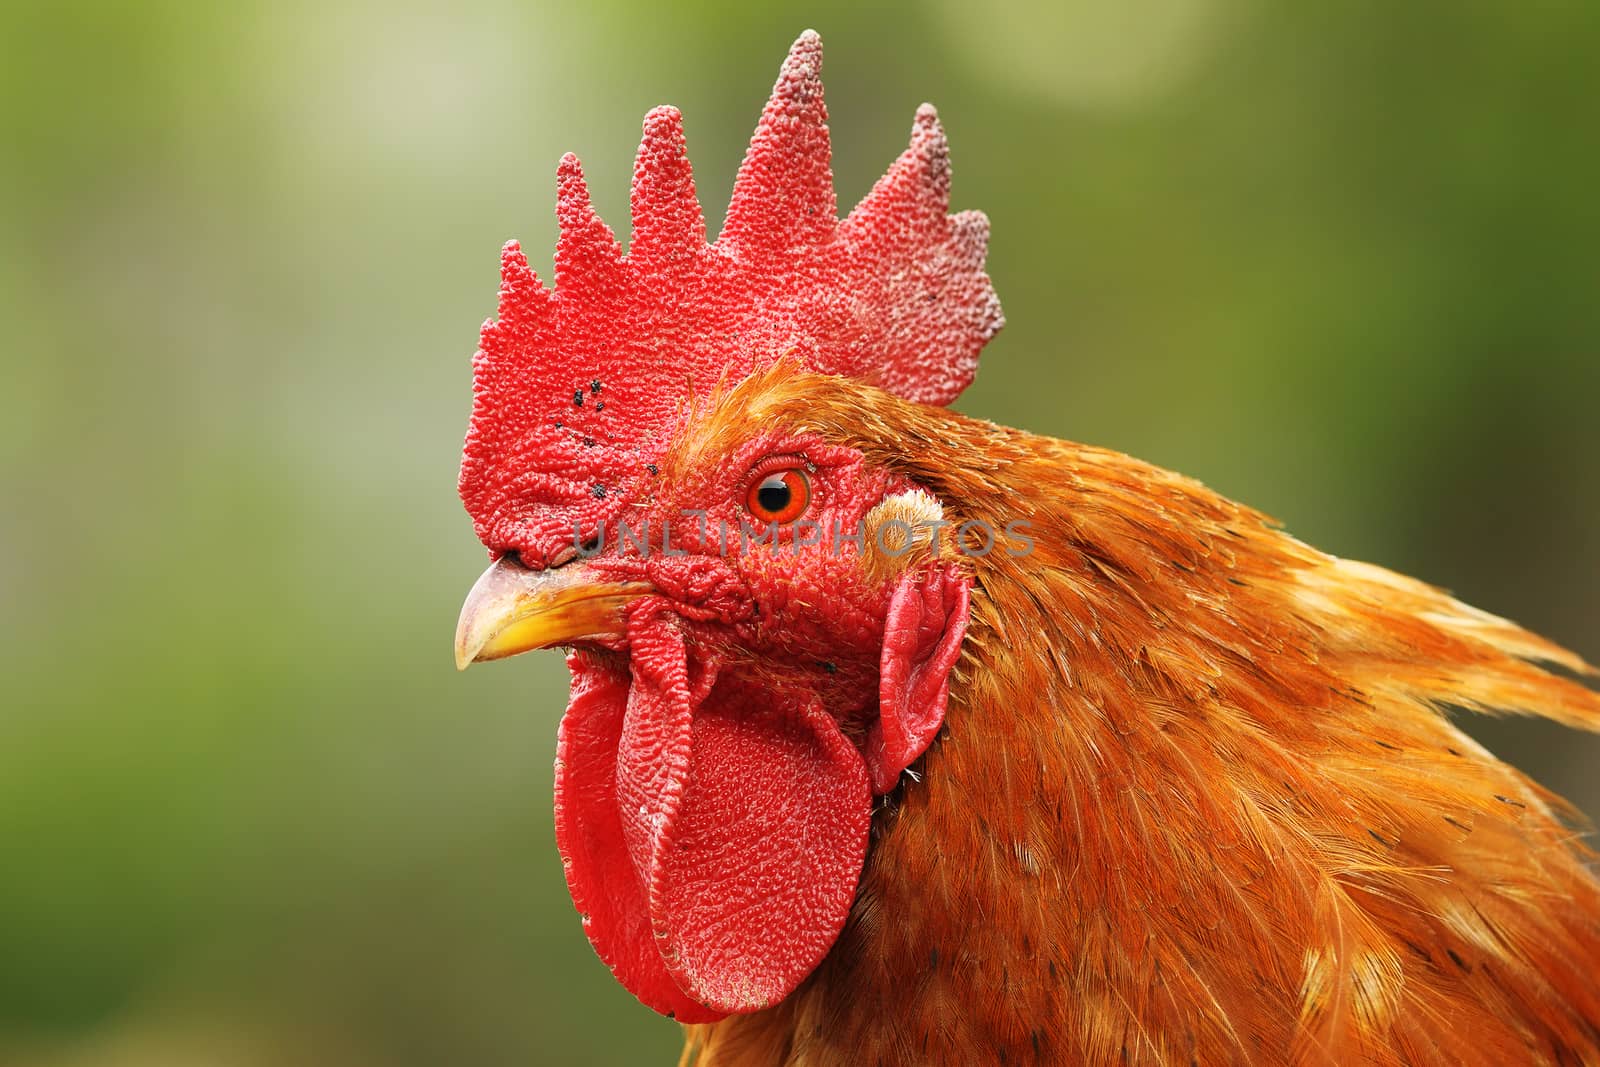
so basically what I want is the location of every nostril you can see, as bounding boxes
[496,544,586,570]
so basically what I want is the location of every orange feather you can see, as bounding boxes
[680,366,1600,1066]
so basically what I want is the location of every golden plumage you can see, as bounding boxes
[680,367,1600,1066]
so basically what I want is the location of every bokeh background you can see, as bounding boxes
[4,1,1598,1063]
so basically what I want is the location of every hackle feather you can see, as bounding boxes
[680,368,1600,1067]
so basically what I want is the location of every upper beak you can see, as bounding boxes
[454,556,652,670]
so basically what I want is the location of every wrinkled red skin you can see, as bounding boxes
[459,31,997,1023]
[556,623,874,1022]
[868,569,972,795]
[550,431,970,1019]
[600,435,902,668]
[458,31,1001,569]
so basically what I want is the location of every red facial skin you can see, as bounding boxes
[549,429,968,1020]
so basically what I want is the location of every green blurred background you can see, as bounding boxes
[3,1,1597,1063]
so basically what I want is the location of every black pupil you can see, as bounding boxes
[756,475,792,514]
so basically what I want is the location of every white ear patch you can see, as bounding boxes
[862,490,949,580]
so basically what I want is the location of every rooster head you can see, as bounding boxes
[453,31,1002,1021]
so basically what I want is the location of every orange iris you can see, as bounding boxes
[746,469,810,524]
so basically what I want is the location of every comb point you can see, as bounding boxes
[782,29,824,83]
[842,103,954,246]
[498,239,542,291]
[948,209,991,265]
[719,30,835,259]
[630,106,706,263]
[908,106,952,208]
[556,152,623,287]
[556,153,592,217]
[495,239,550,323]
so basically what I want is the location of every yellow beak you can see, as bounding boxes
[454,556,651,670]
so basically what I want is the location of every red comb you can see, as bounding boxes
[459,30,1003,559]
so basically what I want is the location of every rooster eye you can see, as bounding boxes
[746,469,810,524]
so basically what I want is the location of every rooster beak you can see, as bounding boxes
[454,556,652,670]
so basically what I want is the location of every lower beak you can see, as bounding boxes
[454,556,651,670]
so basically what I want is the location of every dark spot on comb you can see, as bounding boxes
[553,419,563,428]
[591,484,606,499]
[646,463,659,476]
[818,660,837,674]
[590,379,602,394]
[595,401,604,412]
[572,390,583,407]
[581,436,595,448]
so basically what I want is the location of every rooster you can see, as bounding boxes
[452,31,1600,1066]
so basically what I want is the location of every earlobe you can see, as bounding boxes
[867,566,973,794]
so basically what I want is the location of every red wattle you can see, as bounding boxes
[647,680,871,1013]
[553,656,720,1022]
[556,621,873,1019]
